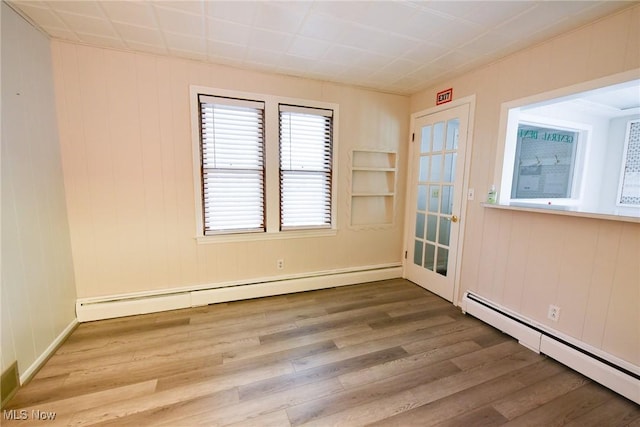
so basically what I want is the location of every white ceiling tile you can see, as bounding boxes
[101,1,157,27]
[287,36,329,60]
[377,58,421,77]
[430,20,485,49]
[360,1,422,35]
[55,11,116,37]
[206,18,251,45]
[466,2,537,28]
[245,47,283,67]
[44,1,105,18]
[207,40,246,61]
[76,32,126,49]
[154,5,204,36]
[41,26,79,41]
[402,9,456,40]
[322,44,364,64]
[248,28,292,53]
[163,31,206,54]
[340,25,417,57]
[205,1,256,26]
[251,2,306,33]
[112,22,164,47]
[11,0,634,95]
[298,12,350,42]
[494,4,567,40]
[156,1,204,15]
[277,54,317,72]
[10,3,67,29]
[457,31,515,57]
[403,42,449,62]
[311,1,372,22]
[352,50,394,70]
[126,40,169,56]
[429,50,476,70]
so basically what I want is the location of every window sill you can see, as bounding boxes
[196,228,338,244]
[482,202,640,223]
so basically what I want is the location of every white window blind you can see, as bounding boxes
[279,104,333,229]
[199,95,265,234]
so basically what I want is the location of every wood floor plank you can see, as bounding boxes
[238,346,409,401]
[337,341,480,389]
[501,382,617,426]
[287,360,460,426]
[334,314,479,349]
[5,279,634,427]
[492,369,591,420]
[67,385,238,426]
[171,378,343,427]
[564,396,640,427]
[435,405,509,427]
[1,381,157,427]
[292,316,457,371]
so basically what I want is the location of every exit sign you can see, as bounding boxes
[436,88,453,105]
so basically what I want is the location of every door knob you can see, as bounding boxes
[451,215,459,223]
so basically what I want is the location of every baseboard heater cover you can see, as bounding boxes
[461,291,639,404]
[76,264,402,322]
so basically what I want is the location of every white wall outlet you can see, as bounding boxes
[467,188,475,200]
[277,259,284,270]
[548,304,561,322]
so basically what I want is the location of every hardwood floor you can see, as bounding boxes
[4,279,639,426]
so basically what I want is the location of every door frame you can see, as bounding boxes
[402,94,476,307]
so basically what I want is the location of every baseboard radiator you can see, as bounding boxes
[461,291,639,404]
[76,264,402,322]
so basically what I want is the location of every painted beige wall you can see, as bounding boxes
[51,41,409,300]
[1,3,77,377]
[411,5,640,365]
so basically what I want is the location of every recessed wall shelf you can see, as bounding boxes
[349,149,398,228]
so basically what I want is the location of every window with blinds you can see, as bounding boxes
[199,95,265,234]
[279,105,333,229]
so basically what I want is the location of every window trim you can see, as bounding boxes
[279,103,334,231]
[503,113,591,207]
[616,119,640,207]
[190,85,339,243]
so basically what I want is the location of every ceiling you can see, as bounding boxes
[524,79,640,119]
[8,0,635,95]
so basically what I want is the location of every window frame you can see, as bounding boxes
[498,109,592,208]
[616,119,640,207]
[504,114,590,207]
[279,104,334,231]
[190,86,338,243]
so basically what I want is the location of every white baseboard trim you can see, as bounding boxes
[20,318,77,385]
[76,264,402,322]
[461,291,640,404]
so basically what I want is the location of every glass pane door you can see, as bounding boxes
[413,118,459,277]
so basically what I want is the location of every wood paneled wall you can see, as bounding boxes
[411,5,640,365]
[51,41,409,299]
[1,3,77,378]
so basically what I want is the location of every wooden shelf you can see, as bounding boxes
[350,149,398,228]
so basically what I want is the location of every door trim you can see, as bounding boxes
[403,94,476,307]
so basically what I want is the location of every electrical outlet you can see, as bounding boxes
[548,304,560,322]
[277,259,284,270]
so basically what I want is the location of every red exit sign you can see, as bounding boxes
[436,88,453,105]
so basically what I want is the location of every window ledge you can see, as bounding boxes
[196,228,338,244]
[482,202,640,223]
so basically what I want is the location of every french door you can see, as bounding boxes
[405,103,470,302]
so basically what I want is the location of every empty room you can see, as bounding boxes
[2,0,639,425]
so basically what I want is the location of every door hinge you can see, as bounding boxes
[412,133,415,142]
[404,250,408,259]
